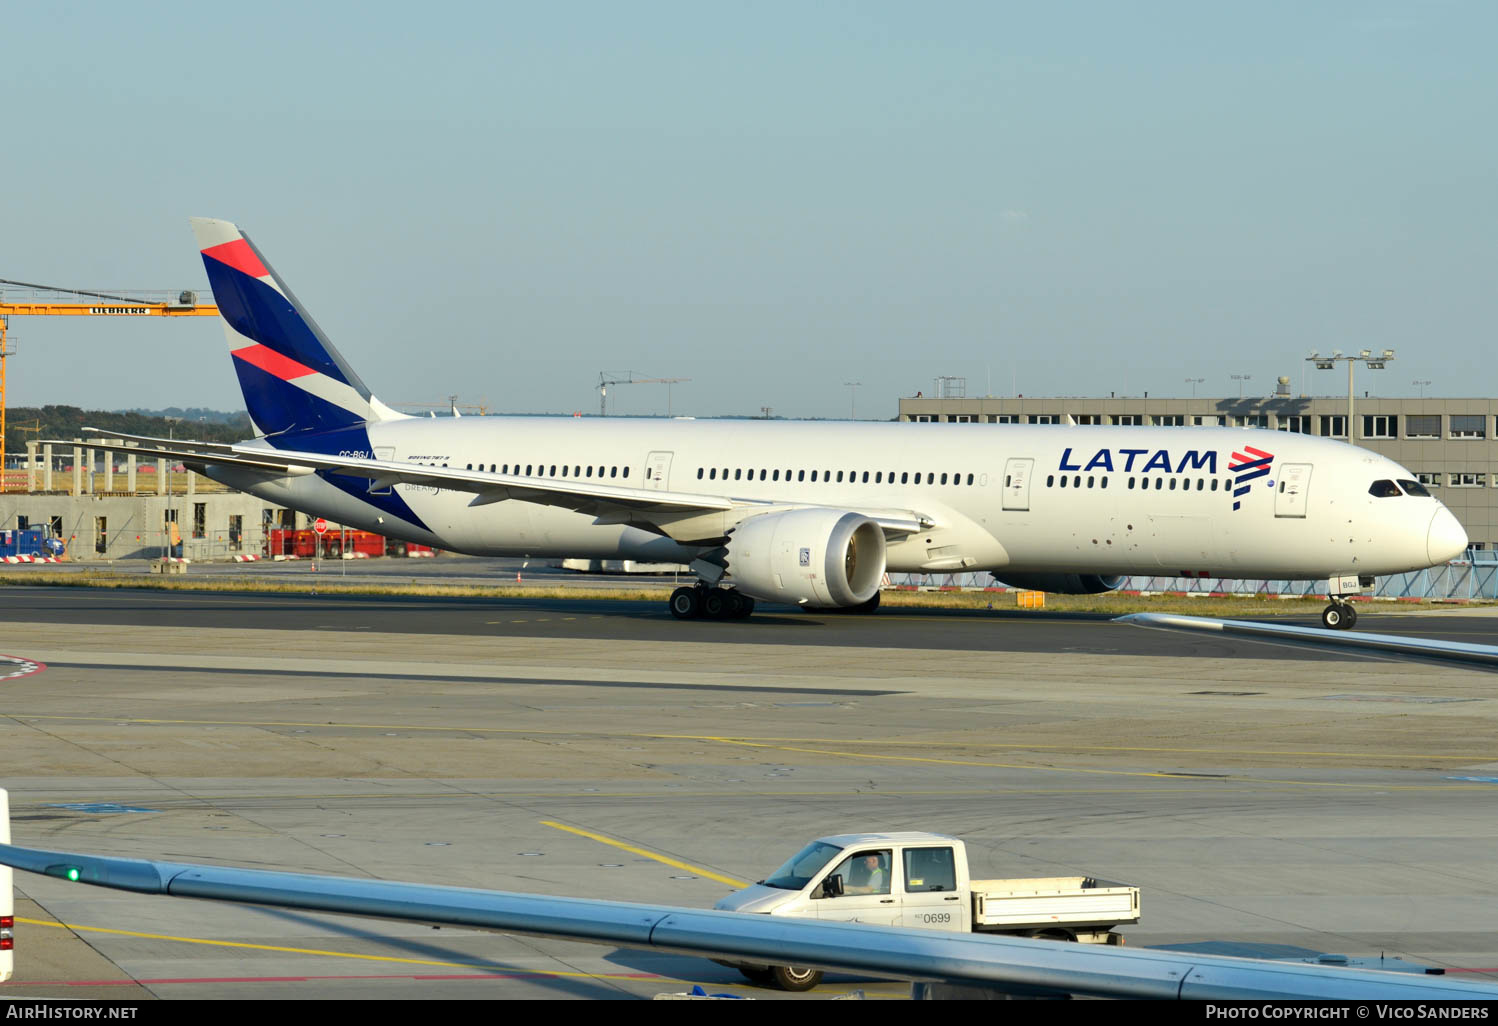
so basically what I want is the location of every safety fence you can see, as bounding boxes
[888,554,1498,601]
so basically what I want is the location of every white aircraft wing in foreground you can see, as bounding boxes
[0,795,1491,999]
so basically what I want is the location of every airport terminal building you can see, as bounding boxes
[898,392,1498,551]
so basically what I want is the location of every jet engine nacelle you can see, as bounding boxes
[726,509,887,608]
[993,573,1126,595]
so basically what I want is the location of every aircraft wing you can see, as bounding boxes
[72,429,930,538]
[0,826,1493,999]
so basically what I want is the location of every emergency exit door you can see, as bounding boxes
[1002,458,1034,511]
[644,451,673,491]
[1275,463,1312,518]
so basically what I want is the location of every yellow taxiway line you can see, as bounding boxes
[5,712,1490,763]
[540,820,749,888]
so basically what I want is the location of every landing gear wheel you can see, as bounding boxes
[669,586,702,620]
[737,966,774,985]
[1341,603,1358,629]
[1321,602,1353,630]
[701,589,729,619]
[728,592,755,619]
[769,964,823,992]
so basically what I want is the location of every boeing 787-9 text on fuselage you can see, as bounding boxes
[93,219,1468,629]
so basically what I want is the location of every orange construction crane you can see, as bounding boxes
[0,279,218,492]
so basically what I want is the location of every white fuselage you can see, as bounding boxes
[209,419,1463,581]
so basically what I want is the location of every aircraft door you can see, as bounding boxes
[1275,464,1312,518]
[643,451,673,491]
[1002,458,1034,511]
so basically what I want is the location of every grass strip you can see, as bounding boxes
[0,568,1483,618]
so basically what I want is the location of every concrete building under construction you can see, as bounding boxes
[1,438,297,561]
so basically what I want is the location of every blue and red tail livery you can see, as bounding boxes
[191,218,403,438]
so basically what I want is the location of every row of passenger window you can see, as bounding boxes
[696,467,979,486]
[461,461,988,487]
[1046,474,1229,492]
[465,462,631,479]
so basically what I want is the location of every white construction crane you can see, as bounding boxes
[597,372,689,417]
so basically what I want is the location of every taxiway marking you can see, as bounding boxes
[540,820,749,887]
[4,713,1490,763]
[15,916,662,980]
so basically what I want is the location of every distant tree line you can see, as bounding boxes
[4,406,252,453]
[120,407,250,426]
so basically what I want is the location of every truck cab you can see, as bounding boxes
[717,832,975,932]
[714,831,1139,991]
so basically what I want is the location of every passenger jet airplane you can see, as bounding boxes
[93,219,1468,629]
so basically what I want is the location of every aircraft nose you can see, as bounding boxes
[1428,506,1468,564]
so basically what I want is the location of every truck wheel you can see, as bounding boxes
[770,965,823,992]
[737,967,774,985]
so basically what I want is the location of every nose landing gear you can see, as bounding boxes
[1320,575,1369,630]
[1321,600,1358,630]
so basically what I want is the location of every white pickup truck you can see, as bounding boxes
[713,831,1140,991]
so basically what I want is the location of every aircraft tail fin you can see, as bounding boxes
[190,218,407,438]
[1,789,13,982]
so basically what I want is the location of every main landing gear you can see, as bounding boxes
[669,584,755,620]
[1321,600,1358,631]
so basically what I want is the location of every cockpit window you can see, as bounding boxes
[1397,479,1431,498]
[1368,480,1402,498]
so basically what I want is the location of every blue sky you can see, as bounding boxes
[6,1,1494,419]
